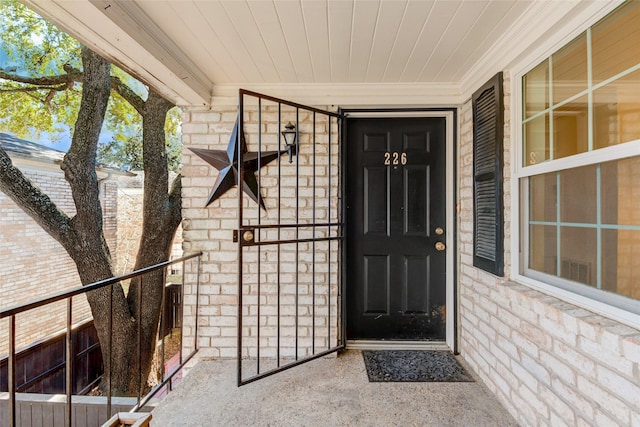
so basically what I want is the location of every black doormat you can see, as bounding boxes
[362,350,474,382]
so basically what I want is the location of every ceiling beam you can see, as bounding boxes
[22,0,211,106]
[210,82,464,107]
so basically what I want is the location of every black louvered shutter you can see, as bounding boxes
[472,72,504,276]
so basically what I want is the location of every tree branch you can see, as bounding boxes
[0,84,68,93]
[126,89,178,315]
[110,76,145,116]
[168,172,182,229]
[51,65,148,126]
[169,173,182,205]
[138,89,174,243]
[60,48,111,246]
[0,69,81,86]
[0,64,146,117]
[0,144,73,246]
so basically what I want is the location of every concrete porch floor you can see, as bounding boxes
[150,350,518,426]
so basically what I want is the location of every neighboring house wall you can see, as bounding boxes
[101,180,118,258]
[0,153,184,357]
[115,174,183,276]
[115,185,144,275]
[0,163,118,352]
[458,73,640,426]
[181,107,340,359]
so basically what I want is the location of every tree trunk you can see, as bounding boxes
[122,89,182,394]
[57,48,139,395]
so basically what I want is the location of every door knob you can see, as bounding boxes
[435,241,446,251]
[435,227,444,235]
[243,230,255,243]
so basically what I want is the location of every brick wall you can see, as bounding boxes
[181,104,340,359]
[0,164,117,353]
[115,174,183,276]
[101,180,118,258]
[458,72,640,426]
[115,186,144,274]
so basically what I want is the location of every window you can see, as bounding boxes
[520,1,640,307]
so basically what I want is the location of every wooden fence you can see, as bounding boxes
[0,321,102,395]
[1,284,183,396]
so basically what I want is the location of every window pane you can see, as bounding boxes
[560,165,596,224]
[559,227,596,287]
[601,157,640,299]
[601,156,640,225]
[524,114,549,166]
[552,34,588,105]
[553,96,588,159]
[529,224,557,276]
[592,1,640,84]
[594,70,640,149]
[603,229,640,300]
[530,174,556,222]
[524,60,549,118]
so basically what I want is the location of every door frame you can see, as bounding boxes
[340,108,457,352]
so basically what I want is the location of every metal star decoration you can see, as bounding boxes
[190,119,283,210]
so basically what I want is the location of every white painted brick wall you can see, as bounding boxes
[181,104,340,360]
[179,82,640,425]
[458,72,640,426]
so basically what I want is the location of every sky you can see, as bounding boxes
[34,131,72,152]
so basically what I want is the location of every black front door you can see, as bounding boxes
[346,116,447,340]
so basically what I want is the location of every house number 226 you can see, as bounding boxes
[384,151,407,166]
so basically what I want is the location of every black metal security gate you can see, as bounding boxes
[236,90,344,385]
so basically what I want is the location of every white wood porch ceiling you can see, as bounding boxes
[24,0,612,105]
[132,0,528,84]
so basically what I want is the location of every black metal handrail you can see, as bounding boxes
[1,251,203,427]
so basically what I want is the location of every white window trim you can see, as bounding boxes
[509,0,640,330]
[518,140,640,177]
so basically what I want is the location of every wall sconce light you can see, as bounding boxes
[281,121,297,163]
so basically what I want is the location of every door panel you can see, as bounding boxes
[364,167,389,236]
[347,117,446,341]
[404,166,429,236]
[403,255,430,314]
[364,132,390,152]
[403,131,429,151]
[363,255,389,314]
